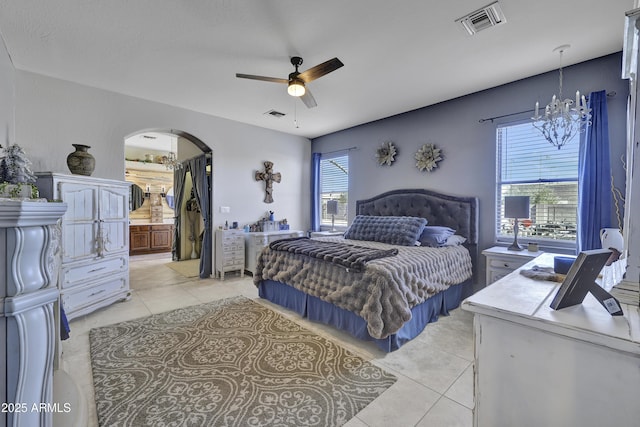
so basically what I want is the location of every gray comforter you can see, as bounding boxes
[269,237,398,272]
[254,237,473,339]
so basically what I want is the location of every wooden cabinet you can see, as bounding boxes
[482,246,543,284]
[215,229,245,279]
[130,225,151,252]
[129,224,174,255]
[244,230,305,275]
[36,173,131,320]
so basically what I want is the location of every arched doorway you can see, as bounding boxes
[124,129,213,278]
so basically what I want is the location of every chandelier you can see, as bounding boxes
[162,136,183,170]
[532,45,591,149]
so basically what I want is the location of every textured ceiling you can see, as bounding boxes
[0,0,634,138]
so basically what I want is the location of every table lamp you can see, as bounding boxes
[326,200,338,231]
[504,196,530,251]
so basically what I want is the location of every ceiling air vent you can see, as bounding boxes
[456,2,506,36]
[264,110,286,118]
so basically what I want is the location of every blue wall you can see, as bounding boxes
[311,52,629,287]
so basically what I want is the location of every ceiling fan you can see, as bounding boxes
[236,56,344,108]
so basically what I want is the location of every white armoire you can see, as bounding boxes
[36,173,130,320]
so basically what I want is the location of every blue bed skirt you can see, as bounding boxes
[257,279,466,352]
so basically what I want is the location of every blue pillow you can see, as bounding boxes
[419,226,456,247]
[344,215,427,246]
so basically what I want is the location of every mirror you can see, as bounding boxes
[130,183,145,211]
[165,187,175,209]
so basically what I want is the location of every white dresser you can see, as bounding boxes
[215,229,245,279]
[244,230,305,275]
[462,253,640,427]
[36,173,131,320]
[1,200,67,427]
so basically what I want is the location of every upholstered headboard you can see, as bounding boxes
[356,188,479,281]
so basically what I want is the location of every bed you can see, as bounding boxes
[254,188,478,352]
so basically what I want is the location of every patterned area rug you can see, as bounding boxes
[89,297,396,426]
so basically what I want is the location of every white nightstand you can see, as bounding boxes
[215,229,245,280]
[244,230,305,275]
[483,246,544,284]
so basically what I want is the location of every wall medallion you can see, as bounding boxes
[415,144,443,172]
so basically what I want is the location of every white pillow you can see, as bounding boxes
[443,235,467,246]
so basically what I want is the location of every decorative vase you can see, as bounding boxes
[66,144,95,176]
[600,228,624,252]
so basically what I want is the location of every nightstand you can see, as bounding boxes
[215,229,245,280]
[483,246,544,284]
[244,230,305,275]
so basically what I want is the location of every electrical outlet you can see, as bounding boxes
[220,206,230,213]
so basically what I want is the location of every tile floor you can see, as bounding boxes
[60,253,475,427]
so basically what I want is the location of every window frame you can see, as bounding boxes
[318,152,349,231]
[495,119,579,251]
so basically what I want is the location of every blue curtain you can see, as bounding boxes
[311,153,321,232]
[577,90,612,252]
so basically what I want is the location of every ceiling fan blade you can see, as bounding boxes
[236,73,288,84]
[298,57,344,82]
[300,89,317,109]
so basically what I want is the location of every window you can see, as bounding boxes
[319,154,349,229]
[496,121,579,247]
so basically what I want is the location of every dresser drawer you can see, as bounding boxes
[60,255,128,289]
[221,233,244,245]
[61,275,128,313]
[223,242,243,251]
[488,257,530,271]
[222,250,244,264]
[223,259,244,268]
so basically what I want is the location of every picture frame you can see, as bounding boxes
[550,249,623,316]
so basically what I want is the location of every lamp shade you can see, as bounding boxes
[326,200,338,215]
[287,78,306,97]
[504,196,530,219]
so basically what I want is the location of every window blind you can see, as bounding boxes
[319,154,349,227]
[496,122,579,244]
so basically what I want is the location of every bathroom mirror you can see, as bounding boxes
[165,187,175,210]
[130,183,145,211]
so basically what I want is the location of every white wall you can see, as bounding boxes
[14,71,311,235]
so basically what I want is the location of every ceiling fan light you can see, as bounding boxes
[288,79,306,97]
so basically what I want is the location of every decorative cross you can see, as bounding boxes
[255,161,281,203]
